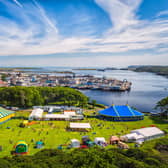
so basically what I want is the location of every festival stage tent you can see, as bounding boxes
[99,105,144,121]
[0,107,15,124]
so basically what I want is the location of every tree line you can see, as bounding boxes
[134,66,168,77]
[0,86,88,107]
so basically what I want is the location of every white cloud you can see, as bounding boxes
[95,0,142,32]
[156,10,168,17]
[0,0,167,66]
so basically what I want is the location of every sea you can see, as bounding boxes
[22,67,168,112]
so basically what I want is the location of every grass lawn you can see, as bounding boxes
[0,108,168,157]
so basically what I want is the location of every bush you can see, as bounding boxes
[124,149,148,161]
[1,146,168,168]
[0,159,12,168]
[155,138,168,152]
[144,157,160,166]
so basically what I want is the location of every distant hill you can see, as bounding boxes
[132,66,168,77]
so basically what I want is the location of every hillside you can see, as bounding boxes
[132,66,168,77]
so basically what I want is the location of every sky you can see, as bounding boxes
[0,0,168,67]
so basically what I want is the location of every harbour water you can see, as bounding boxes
[19,67,168,112]
[75,70,168,112]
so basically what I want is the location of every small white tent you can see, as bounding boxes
[94,137,106,145]
[70,139,80,148]
[29,108,44,120]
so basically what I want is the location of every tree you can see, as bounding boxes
[91,100,97,109]
[155,97,168,118]
[0,86,88,108]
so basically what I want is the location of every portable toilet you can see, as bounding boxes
[36,141,44,149]
[70,139,80,148]
[14,141,28,155]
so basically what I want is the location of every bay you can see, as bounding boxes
[74,70,168,112]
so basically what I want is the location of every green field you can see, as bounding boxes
[0,109,168,157]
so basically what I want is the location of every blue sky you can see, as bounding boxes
[0,0,168,67]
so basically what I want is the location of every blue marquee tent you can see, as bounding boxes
[99,105,144,121]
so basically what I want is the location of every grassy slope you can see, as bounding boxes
[0,109,167,157]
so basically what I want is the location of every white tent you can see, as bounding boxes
[64,111,76,116]
[94,137,106,145]
[44,114,70,120]
[70,123,91,129]
[121,133,145,142]
[29,108,44,120]
[70,139,80,148]
[131,127,164,141]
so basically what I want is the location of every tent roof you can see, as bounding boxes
[15,140,28,146]
[36,141,43,145]
[99,105,143,117]
[110,136,120,141]
[70,123,91,129]
[122,133,144,140]
[131,127,164,137]
[71,139,80,143]
[29,108,43,118]
[64,111,76,116]
[0,107,14,119]
[94,137,106,142]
